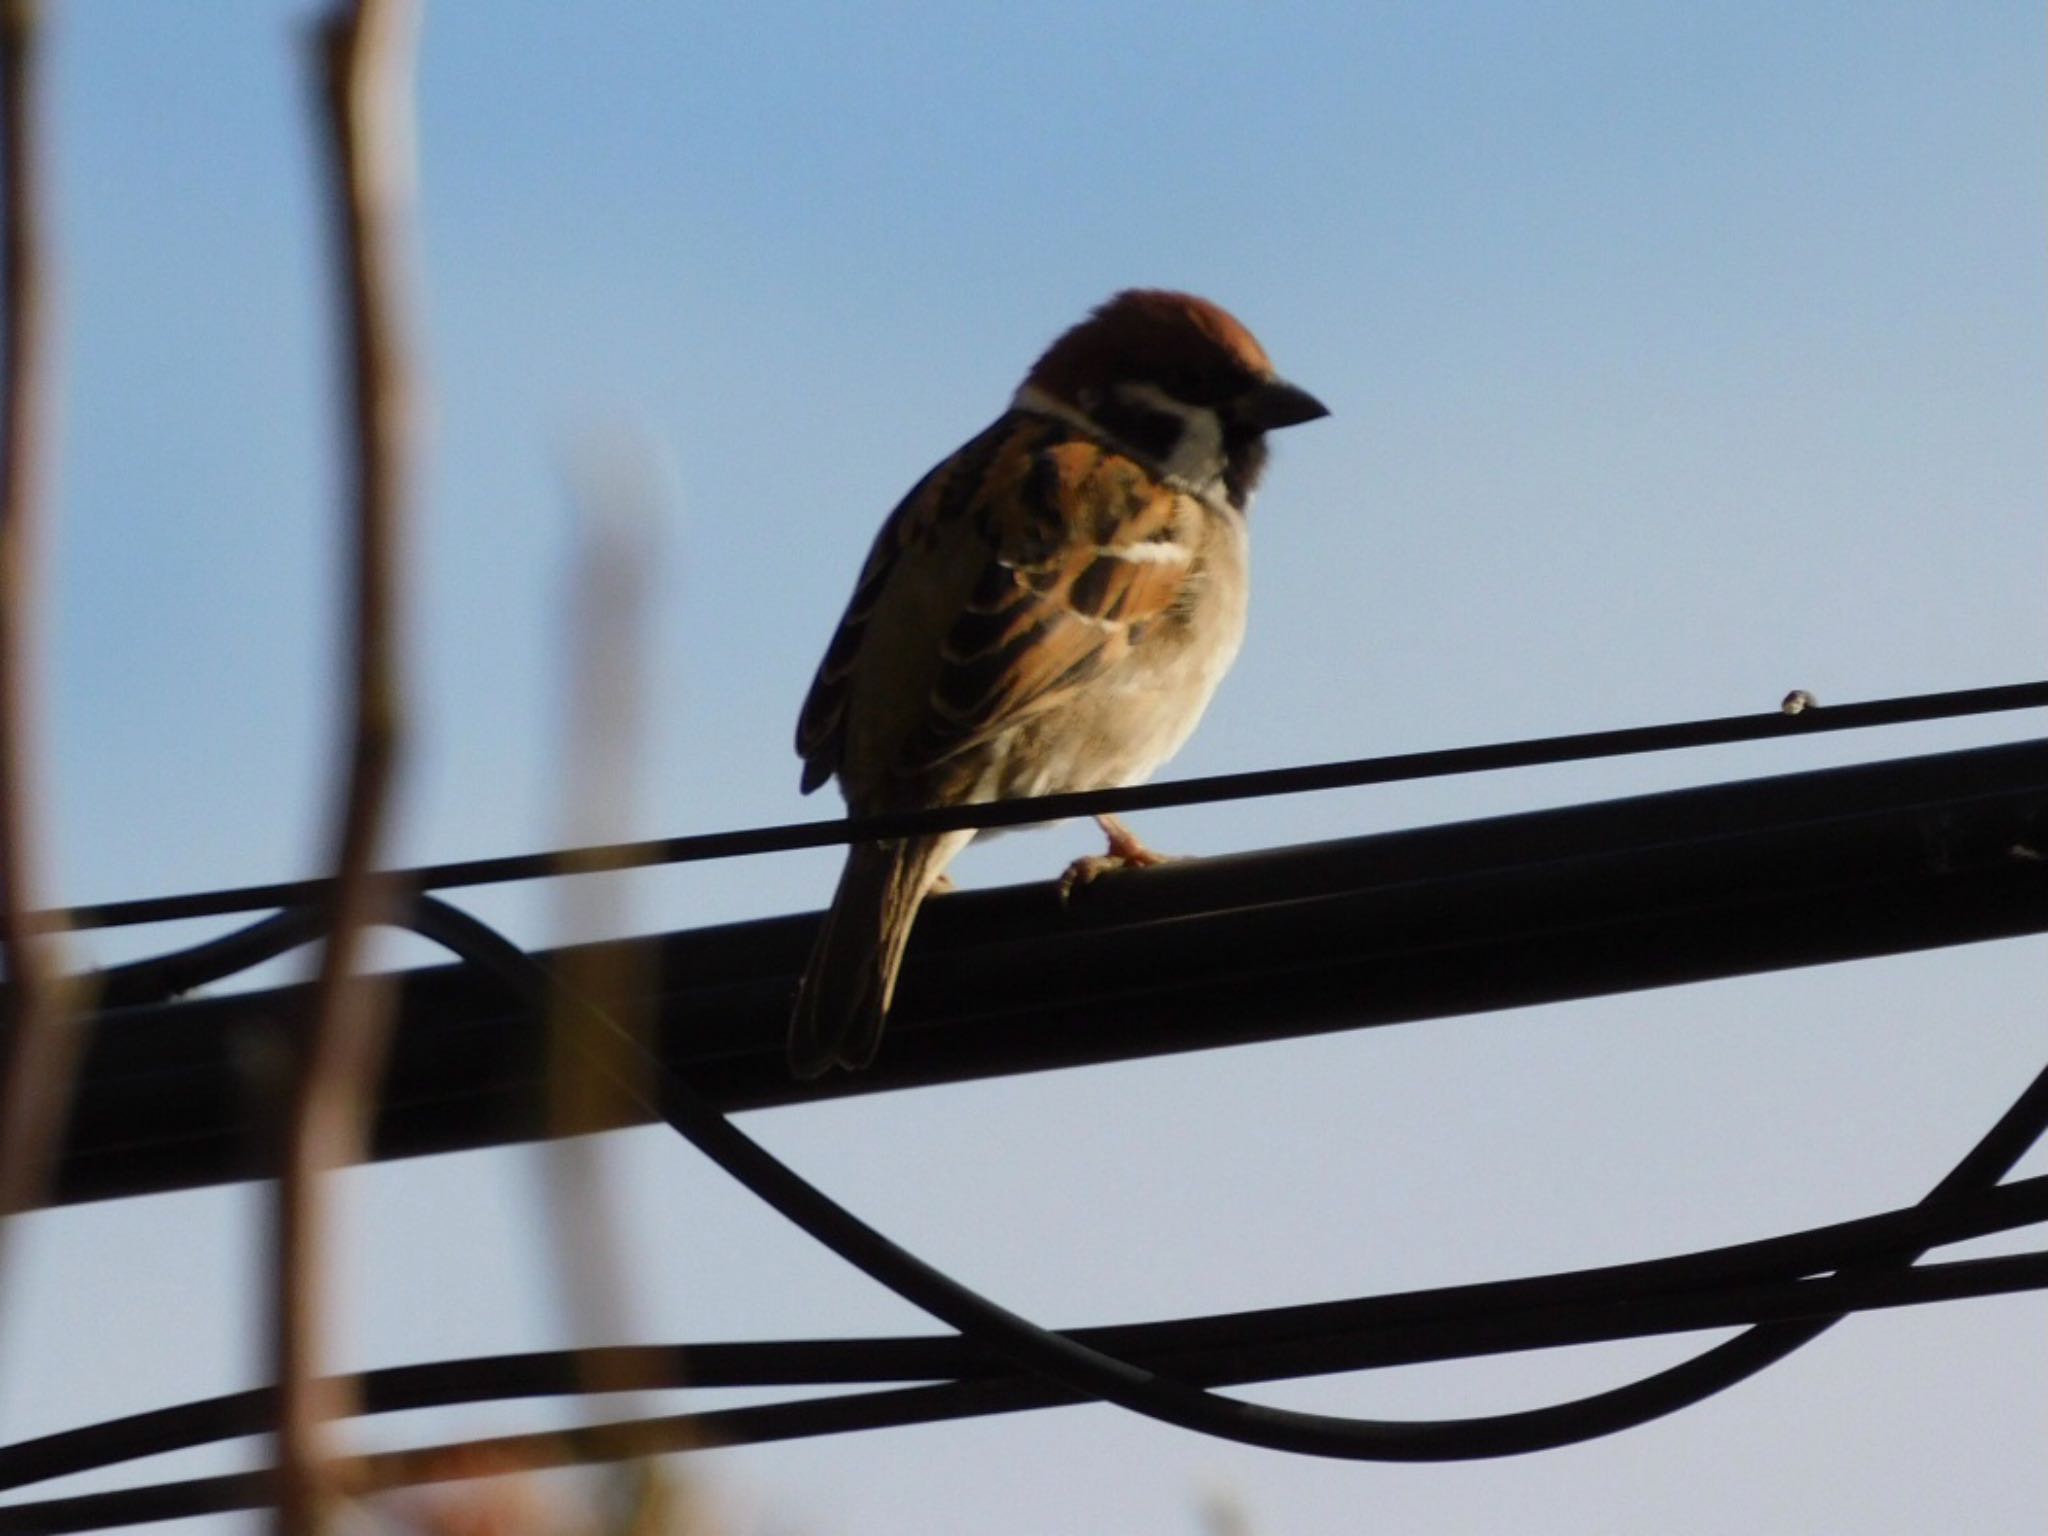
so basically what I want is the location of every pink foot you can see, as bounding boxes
[1059,814,1174,902]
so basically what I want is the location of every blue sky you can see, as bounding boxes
[4,2,2044,1532]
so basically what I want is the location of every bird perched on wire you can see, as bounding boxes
[789,290,1328,1077]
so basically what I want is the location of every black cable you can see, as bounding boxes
[5,891,2043,1530]
[403,897,2048,1463]
[10,1249,2048,1534]
[47,678,2048,932]
[5,1198,2046,1499]
[90,909,327,1009]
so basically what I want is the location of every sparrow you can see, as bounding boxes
[789,289,1327,1077]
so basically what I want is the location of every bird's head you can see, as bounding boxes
[1016,289,1328,511]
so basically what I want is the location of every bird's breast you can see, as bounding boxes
[988,501,1248,800]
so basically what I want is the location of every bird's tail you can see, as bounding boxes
[788,831,968,1078]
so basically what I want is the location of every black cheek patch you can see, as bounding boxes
[1094,397,1184,466]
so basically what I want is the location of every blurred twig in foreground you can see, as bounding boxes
[546,435,696,1520]
[0,0,78,1265]
[273,0,422,1531]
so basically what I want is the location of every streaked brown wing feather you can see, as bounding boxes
[795,416,1015,792]
[899,435,1192,773]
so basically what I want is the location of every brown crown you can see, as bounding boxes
[1024,290,1277,408]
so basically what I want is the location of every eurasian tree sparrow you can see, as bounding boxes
[790,290,1327,1076]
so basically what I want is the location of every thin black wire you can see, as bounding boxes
[9,1251,2048,1533]
[5,1177,2046,1498]
[46,677,2048,932]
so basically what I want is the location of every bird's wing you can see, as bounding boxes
[795,417,1017,792]
[796,414,1199,792]
[897,422,1196,774]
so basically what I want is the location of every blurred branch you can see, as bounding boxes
[546,440,691,1522]
[274,0,421,1532]
[548,444,660,1150]
[0,0,76,1251]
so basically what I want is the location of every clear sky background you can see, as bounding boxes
[2,2,2044,1531]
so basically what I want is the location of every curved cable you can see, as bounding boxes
[4,1235,2046,1500]
[16,1244,2048,1534]
[404,896,2048,1463]
[2,890,2040,1531]
[90,909,328,1009]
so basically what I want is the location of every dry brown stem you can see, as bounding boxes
[274,0,422,1530]
[0,0,79,1256]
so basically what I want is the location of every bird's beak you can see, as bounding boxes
[1237,378,1330,431]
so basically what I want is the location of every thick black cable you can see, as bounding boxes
[403,897,2048,1463]
[4,891,2042,1530]
[46,678,2048,932]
